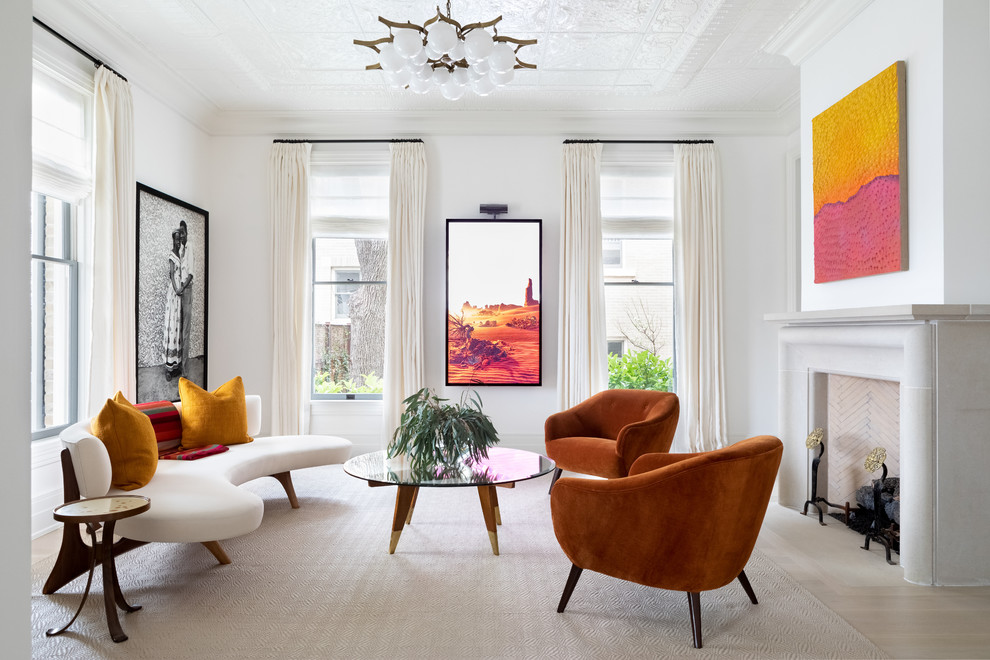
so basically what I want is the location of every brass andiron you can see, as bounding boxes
[801,428,849,525]
[862,447,897,564]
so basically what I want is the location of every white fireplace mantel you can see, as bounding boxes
[767,305,990,586]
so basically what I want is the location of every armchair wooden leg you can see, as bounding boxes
[271,471,300,509]
[201,541,231,565]
[737,570,758,604]
[687,592,703,649]
[548,467,563,494]
[557,564,583,613]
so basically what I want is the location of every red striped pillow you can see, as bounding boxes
[134,400,182,455]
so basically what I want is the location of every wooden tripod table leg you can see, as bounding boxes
[389,486,417,554]
[477,486,500,555]
[405,487,420,525]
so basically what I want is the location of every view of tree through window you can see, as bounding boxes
[601,154,674,392]
[310,152,389,399]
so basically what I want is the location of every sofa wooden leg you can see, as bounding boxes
[271,471,300,509]
[557,564,583,613]
[687,592,703,649]
[201,541,231,565]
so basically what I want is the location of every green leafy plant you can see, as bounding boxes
[608,351,673,392]
[388,387,499,474]
[313,371,384,394]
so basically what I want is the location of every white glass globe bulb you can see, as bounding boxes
[409,48,428,66]
[415,63,434,81]
[451,67,470,87]
[408,75,432,94]
[471,75,496,96]
[425,40,442,60]
[449,40,465,62]
[489,42,517,73]
[464,29,494,62]
[471,58,490,75]
[387,67,412,88]
[440,80,466,100]
[378,43,405,73]
[427,21,457,54]
[490,66,515,85]
[432,67,451,86]
[392,29,423,59]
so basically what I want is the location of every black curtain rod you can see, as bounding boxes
[273,139,424,144]
[32,17,128,82]
[563,139,714,144]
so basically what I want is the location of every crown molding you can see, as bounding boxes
[210,108,798,139]
[764,0,874,65]
[32,0,219,132]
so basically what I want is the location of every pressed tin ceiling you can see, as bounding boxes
[34,0,872,127]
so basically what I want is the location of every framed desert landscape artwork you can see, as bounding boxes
[446,219,542,386]
[135,183,209,403]
[812,61,907,283]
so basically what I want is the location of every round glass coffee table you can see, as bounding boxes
[344,447,555,555]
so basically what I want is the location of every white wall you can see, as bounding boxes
[719,137,789,445]
[941,0,990,303]
[800,0,946,310]
[1,1,33,655]
[205,134,790,454]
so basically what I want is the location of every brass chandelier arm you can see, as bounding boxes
[377,17,427,33]
[515,61,537,70]
[354,36,393,53]
[495,36,538,47]
[461,17,503,33]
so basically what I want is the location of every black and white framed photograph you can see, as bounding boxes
[135,183,208,403]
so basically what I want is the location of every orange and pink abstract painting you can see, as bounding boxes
[813,61,907,283]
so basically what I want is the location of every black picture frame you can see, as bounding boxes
[446,219,542,386]
[135,183,208,403]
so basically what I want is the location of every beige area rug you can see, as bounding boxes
[32,465,886,659]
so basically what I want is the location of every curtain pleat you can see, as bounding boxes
[88,66,135,413]
[557,143,607,409]
[270,143,313,435]
[383,142,428,444]
[674,143,726,452]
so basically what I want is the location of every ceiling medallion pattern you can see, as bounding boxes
[354,1,537,99]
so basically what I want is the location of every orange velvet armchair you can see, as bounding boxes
[550,435,784,649]
[544,389,679,491]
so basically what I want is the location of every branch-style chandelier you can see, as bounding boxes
[354,1,537,99]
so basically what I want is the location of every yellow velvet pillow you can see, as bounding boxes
[91,392,158,491]
[178,376,253,449]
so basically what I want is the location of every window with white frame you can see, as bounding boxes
[601,149,675,393]
[310,147,389,399]
[30,49,94,439]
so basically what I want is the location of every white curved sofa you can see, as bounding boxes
[43,395,351,594]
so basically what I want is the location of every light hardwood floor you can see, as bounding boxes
[32,502,990,659]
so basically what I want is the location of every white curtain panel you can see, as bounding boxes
[557,143,607,410]
[674,143,727,452]
[88,66,135,413]
[269,143,313,435]
[383,142,427,445]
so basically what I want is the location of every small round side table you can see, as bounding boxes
[46,495,150,643]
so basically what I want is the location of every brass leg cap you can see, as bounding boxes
[489,531,500,556]
[389,530,402,554]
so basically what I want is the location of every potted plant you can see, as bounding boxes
[388,387,499,475]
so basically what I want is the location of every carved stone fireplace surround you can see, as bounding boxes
[767,305,990,586]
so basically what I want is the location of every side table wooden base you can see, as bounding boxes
[46,496,150,643]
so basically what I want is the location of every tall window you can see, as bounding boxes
[30,57,93,439]
[601,151,674,392]
[310,148,389,400]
